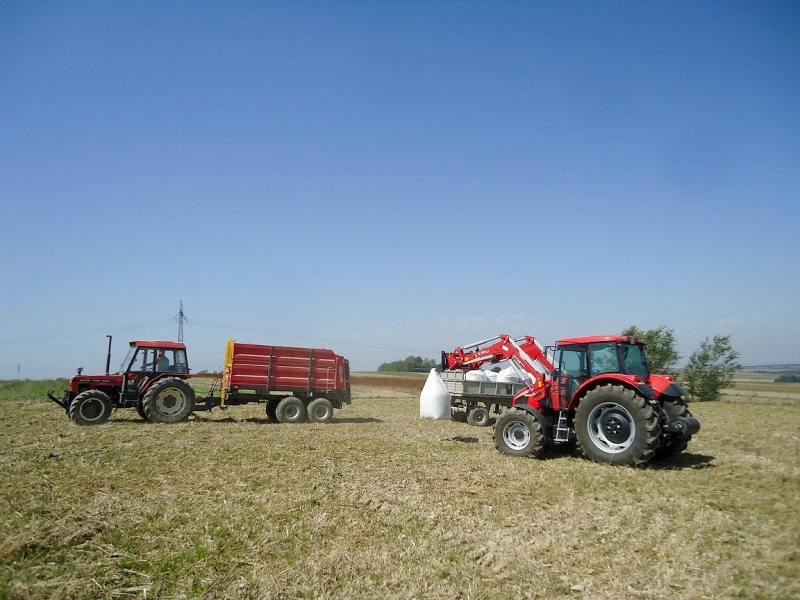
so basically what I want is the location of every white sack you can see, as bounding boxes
[496,366,522,383]
[420,369,451,420]
[465,370,489,382]
[485,371,498,382]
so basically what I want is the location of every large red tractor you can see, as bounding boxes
[443,334,700,466]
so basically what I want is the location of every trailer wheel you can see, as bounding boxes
[467,406,490,427]
[265,398,279,422]
[307,398,334,423]
[493,409,545,457]
[574,384,659,466]
[69,390,112,426]
[655,397,693,460]
[451,407,468,422]
[142,377,195,424]
[276,396,306,423]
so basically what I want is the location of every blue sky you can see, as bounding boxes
[1,1,798,378]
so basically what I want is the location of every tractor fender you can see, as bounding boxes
[568,374,655,411]
[504,404,550,429]
[647,374,687,399]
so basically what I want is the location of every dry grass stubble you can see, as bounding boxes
[1,380,798,599]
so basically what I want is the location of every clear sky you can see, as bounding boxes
[1,1,798,379]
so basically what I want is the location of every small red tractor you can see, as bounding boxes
[49,341,196,425]
[442,333,700,466]
[48,339,351,425]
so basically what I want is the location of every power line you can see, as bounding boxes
[0,319,176,346]
[188,318,442,355]
[0,315,443,356]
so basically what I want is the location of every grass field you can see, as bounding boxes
[1,375,799,599]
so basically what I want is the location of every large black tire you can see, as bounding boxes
[69,390,112,426]
[265,398,279,422]
[574,384,659,466]
[136,401,147,421]
[655,397,693,459]
[467,406,490,427]
[275,396,306,423]
[493,409,546,458]
[307,398,334,423]
[142,377,195,424]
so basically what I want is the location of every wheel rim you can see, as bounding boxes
[156,387,188,417]
[474,410,487,425]
[587,402,636,453]
[80,398,106,422]
[285,403,301,420]
[503,420,531,451]
[313,405,330,420]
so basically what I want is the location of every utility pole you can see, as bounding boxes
[17,364,20,380]
[175,300,187,342]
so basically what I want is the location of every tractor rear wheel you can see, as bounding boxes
[493,409,545,458]
[574,384,659,466]
[142,378,195,424]
[467,406,490,427]
[276,396,306,423]
[655,397,694,460]
[307,398,334,423]
[69,390,113,426]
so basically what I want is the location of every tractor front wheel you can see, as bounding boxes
[574,384,659,466]
[493,409,545,458]
[69,390,113,426]
[142,378,195,424]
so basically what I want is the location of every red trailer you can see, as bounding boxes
[220,339,351,423]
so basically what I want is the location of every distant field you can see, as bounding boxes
[1,375,798,599]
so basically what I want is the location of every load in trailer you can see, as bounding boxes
[48,338,350,425]
[442,333,699,466]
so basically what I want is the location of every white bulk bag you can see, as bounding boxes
[496,366,523,383]
[419,369,451,420]
[465,370,489,382]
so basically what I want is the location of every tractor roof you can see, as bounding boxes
[556,335,642,346]
[130,340,187,350]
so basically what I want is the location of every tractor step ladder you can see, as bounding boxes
[554,410,571,442]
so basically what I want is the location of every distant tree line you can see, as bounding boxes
[775,374,800,383]
[378,356,439,372]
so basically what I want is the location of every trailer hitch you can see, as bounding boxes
[47,390,69,411]
[663,416,700,438]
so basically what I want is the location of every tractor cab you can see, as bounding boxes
[550,336,651,408]
[118,341,190,404]
[119,341,189,376]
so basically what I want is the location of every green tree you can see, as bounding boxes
[622,325,680,375]
[377,356,438,372]
[683,335,741,402]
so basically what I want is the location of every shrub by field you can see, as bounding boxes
[0,376,798,599]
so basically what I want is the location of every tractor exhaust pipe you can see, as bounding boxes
[105,335,112,375]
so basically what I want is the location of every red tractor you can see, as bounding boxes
[48,341,195,425]
[443,334,700,466]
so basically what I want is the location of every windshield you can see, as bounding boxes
[619,343,649,378]
[119,346,138,373]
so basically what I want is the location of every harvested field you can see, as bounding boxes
[1,378,799,599]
